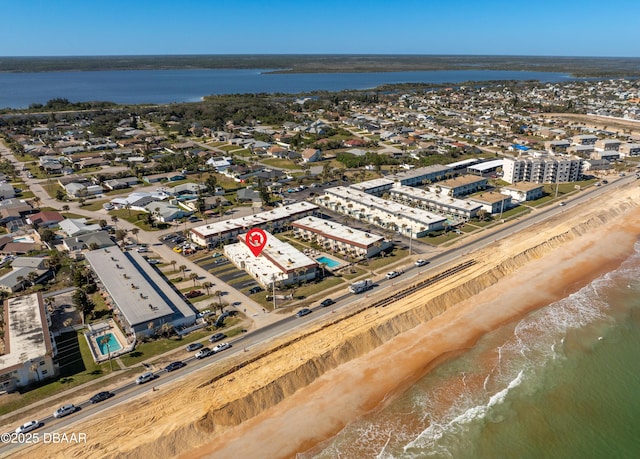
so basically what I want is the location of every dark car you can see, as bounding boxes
[165,361,186,372]
[90,391,114,404]
[248,286,263,295]
[296,308,312,317]
[185,290,203,298]
[186,342,203,352]
[320,298,335,307]
[209,332,227,343]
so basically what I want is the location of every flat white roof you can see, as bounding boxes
[448,158,481,168]
[191,201,318,238]
[350,178,394,192]
[292,216,385,248]
[390,185,482,212]
[85,247,195,328]
[237,231,317,273]
[468,159,503,172]
[323,186,446,226]
[1,293,51,370]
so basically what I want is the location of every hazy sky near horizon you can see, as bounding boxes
[2,0,638,57]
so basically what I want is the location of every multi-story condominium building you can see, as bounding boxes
[502,155,583,184]
[389,185,482,219]
[189,202,318,247]
[429,175,488,197]
[387,164,453,186]
[292,216,392,259]
[571,134,598,145]
[469,192,512,214]
[224,231,317,288]
[0,293,58,392]
[317,186,446,238]
[594,139,621,151]
[619,143,640,157]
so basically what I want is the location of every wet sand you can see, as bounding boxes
[185,201,640,458]
[20,186,640,459]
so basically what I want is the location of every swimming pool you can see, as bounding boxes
[95,333,122,355]
[316,256,340,269]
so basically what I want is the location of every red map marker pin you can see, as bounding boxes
[245,228,267,257]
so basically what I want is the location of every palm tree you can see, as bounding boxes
[99,335,113,372]
[131,228,140,244]
[111,215,119,229]
[189,272,199,287]
[179,264,187,278]
[32,196,41,209]
[125,202,132,217]
[30,362,41,383]
[213,290,223,310]
[170,260,177,273]
[62,204,70,218]
[202,281,213,296]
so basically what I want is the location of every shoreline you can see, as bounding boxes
[19,185,640,459]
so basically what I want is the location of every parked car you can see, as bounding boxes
[186,342,203,352]
[53,404,76,418]
[248,286,263,295]
[165,361,186,372]
[195,347,212,359]
[386,271,402,280]
[15,420,41,434]
[212,342,232,353]
[209,332,227,343]
[296,308,312,317]
[415,259,429,267]
[186,290,203,299]
[135,372,156,384]
[173,246,182,253]
[90,391,114,404]
[558,202,566,206]
[197,309,212,318]
[148,259,161,265]
[320,298,335,307]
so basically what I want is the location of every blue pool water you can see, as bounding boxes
[316,256,340,268]
[95,333,122,355]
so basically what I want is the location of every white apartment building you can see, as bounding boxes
[224,231,318,288]
[317,186,446,238]
[292,216,392,259]
[502,155,583,184]
[0,293,57,392]
[389,185,482,219]
[189,201,318,247]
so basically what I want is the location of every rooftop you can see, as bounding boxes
[238,231,318,273]
[390,185,483,212]
[0,293,52,371]
[85,247,195,328]
[437,174,488,188]
[292,216,386,249]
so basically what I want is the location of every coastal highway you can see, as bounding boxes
[1,175,636,456]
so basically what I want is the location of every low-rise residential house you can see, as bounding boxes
[59,218,101,237]
[205,157,232,172]
[1,242,40,255]
[26,211,64,228]
[143,172,186,184]
[571,134,598,145]
[619,143,640,157]
[0,183,16,200]
[63,182,103,198]
[103,177,139,190]
[594,139,621,151]
[78,157,108,169]
[171,182,207,196]
[0,199,34,226]
[144,201,191,222]
[236,188,262,203]
[62,230,115,252]
[590,150,621,161]
[300,148,322,163]
[582,159,612,173]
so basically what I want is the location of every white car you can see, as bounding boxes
[212,342,232,354]
[415,259,428,267]
[135,372,155,384]
[15,420,40,434]
[53,404,76,418]
[386,271,401,280]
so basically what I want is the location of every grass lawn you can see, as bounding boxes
[422,232,460,245]
[501,206,531,219]
[81,199,110,211]
[361,248,409,271]
[0,331,135,417]
[119,329,212,367]
[289,276,345,299]
[260,158,300,170]
[337,266,368,280]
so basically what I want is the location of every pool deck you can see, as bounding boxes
[84,320,135,363]
[303,248,345,271]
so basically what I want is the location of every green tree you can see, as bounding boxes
[73,289,94,324]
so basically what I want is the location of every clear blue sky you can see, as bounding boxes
[1,0,638,57]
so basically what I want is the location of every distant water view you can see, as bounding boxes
[0,68,572,109]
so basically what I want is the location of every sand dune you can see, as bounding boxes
[20,185,640,459]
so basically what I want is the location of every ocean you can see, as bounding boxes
[300,242,640,459]
[0,68,571,109]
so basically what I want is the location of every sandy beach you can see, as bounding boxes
[19,183,640,459]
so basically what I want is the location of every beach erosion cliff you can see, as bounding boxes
[24,186,640,459]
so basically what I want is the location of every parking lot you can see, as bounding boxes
[194,255,264,298]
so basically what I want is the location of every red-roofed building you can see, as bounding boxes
[27,211,65,229]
